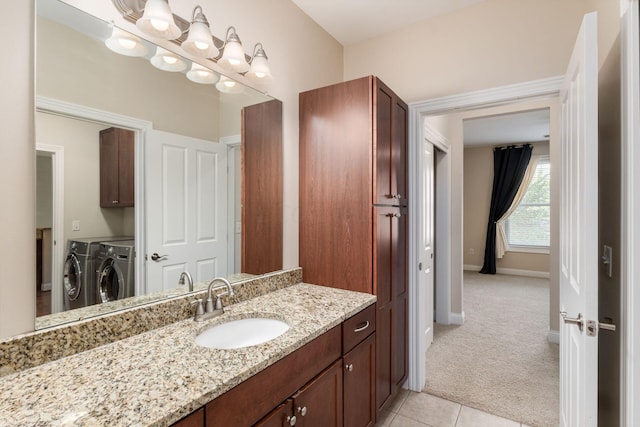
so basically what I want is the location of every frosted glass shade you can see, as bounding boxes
[218,32,249,73]
[105,27,148,57]
[187,63,219,84]
[215,76,244,94]
[182,21,219,58]
[136,0,181,40]
[150,47,187,72]
[246,54,273,83]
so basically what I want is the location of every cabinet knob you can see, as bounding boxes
[297,406,307,417]
[112,200,118,204]
[286,415,297,426]
[345,363,354,372]
[395,194,402,199]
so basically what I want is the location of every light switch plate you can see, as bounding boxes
[72,220,80,231]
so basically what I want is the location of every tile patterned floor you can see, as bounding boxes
[375,390,533,427]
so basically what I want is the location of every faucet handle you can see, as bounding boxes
[214,295,223,310]
[190,298,205,320]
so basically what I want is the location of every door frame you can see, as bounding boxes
[35,143,64,314]
[620,0,639,424]
[406,76,563,391]
[220,134,241,275]
[35,96,152,296]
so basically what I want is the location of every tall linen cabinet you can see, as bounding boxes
[299,76,408,418]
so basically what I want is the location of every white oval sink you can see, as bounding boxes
[195,317,289,349]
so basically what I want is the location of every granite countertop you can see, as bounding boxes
[0,283,375,426]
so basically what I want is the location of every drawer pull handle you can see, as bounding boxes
[354,321,370,333]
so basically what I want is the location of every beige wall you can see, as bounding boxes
[344,0,620,103]
[0,2,35,338]
[1,0,343,339]
[464,142,550,273]
[36,112,133,241]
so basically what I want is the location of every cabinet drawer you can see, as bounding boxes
[342,304,375,354]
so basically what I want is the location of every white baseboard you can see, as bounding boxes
[547,330,560,344]
[40,282,51,291]
[463,264,550,279]
[449,312,465,325]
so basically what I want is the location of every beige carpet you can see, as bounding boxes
[424,271,559,427]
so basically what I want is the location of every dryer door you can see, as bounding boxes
[63,254,82,301]
[97,257,124,302]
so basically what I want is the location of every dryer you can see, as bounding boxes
[96,240,135,303]
[63,236,132,310]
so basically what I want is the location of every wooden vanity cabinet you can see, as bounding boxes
[299,76,408,417]
[99,127,134,208]
[172,305,377,427]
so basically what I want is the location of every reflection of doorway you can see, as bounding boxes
[35,144,64,315]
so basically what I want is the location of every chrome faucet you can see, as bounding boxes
[191,277,234,322]
[178,271,193,292]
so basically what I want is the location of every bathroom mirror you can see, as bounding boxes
[34,0,283,329]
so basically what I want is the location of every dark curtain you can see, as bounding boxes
[479,144,533,274]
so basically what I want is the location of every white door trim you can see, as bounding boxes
[35,143,64,314]
[406,76,563,391]
[35,96,153,300]
[220,134,241,275]
[620,0,639,425]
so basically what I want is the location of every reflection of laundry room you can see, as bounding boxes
[36,112,136,315]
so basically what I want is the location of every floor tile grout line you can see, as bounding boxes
[453,402,462,427]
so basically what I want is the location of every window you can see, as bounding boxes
[505,156,550,249]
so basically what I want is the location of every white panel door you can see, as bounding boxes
[559,12,599,427]
[146,130,227,293]
[421,140,435,348]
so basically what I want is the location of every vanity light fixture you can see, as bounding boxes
[187,62,219,84]
[150,46,187,72]
[215,75,244,94]
[111,0,274,87]
[245,43,273,84]
[105,26,148,57]
[181,6,219,58]
[217,26,250,74]
[136,0,182,40]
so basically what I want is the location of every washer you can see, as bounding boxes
[63,237,132,310]
[96,240,135,303]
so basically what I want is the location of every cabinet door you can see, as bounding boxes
[373,206,407,412]
[344,333,376,427]
[100,128,120,207]
[255,400,295,427]
[99,127,134,208]
[293,360,343,427]
[374,79,408,206]
[116,128,135,206]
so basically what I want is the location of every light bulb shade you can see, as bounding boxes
[181,21,219,58]
[218,29,250,73]
[105,27,148,57]
[136,0,181,40]
[215,75,244,94]
[187,63,219,84]
[150,47,187,72]
[246,54,273,83]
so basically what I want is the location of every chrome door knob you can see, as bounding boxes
[286,415,297,426]
[297,406,307,417]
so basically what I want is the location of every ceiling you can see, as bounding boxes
[290,0,487,46]
[463,109,550,147]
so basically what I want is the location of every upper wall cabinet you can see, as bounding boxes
[99,127,134,208]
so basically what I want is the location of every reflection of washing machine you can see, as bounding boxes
[63,237,132,310]
[96,240,135,303]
